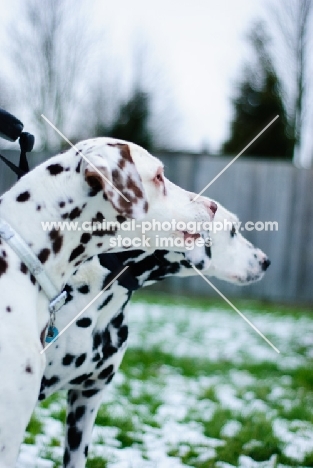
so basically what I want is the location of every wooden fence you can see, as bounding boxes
[1,149,312,304]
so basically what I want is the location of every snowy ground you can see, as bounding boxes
[17,297,313,467]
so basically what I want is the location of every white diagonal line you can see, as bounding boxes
[191,265,280,353]
[40,266,129,354]
[41,114,130,203]
[193,115,279,201]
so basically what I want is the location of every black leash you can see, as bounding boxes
[0,107,35,179]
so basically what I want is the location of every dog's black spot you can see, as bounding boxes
[98,364,114,380]
[101,328,118,357]
[96,359,105,369]
[75,406,86,421]
[106,373,115,385]
[195,260,205,270]
[82,389,100,398]
[38,393,45,401]
[77,284,90,294]
[63,448,70,467]
[6,306,11,313]
[67,426,82,450]
[93,332,102,350]
[116,215,127,224]
[111,312,124,328]
[86,175,102,197]
[0,257,8,277]
[38,248,50,264]
[76,317,92,328]
[84,379,95,388]
[68,198,73,204]
[92,227,116,237]
[64,284,74,303]
[30,274,36,285]
[69,207,82,220]
[205,244,212,259]
[97,293,113,311]
[63,354,75,366]
[67,412,75,426]
[118,325,128,347]
[25,364,33,373]
[92,212,105,223]
[69,390,78,405]
[96,242,103,248]
[59,201,65,208]
[61,213,68,219]
[84,445,88,457]
[69,244,85,262]
[16,191,30,202]
[44,375,60,387]
[20,262,28,274]
[36,205,41,211]
[49,229,63,254]
[92,352,101,362]
[69,373,93,385]
[80,233,91,244]
[75,353,87,367]
[76,159,82,173]
[47,164,64,175]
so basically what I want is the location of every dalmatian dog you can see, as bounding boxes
[0,137,217,467]
[38,202,270,468]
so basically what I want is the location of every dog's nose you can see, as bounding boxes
[261,258,271,271]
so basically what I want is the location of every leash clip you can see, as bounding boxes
[46,290,68,343]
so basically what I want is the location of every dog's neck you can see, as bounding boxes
[0,152,121,289]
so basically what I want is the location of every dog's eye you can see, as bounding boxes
[230,225,236,237]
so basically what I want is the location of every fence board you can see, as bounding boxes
[0,149,312,303]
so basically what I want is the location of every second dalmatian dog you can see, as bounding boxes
[39,202,270,468]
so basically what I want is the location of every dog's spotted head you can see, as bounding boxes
[206,203,271,285]
[77,139,148,219]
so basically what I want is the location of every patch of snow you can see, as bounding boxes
[238,454,278,467]
[273,418,313,462]
[220,420,242,437]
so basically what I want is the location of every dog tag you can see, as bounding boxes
[45,326,59,343]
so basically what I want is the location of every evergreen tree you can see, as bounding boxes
[222,22,293,159]
[108,89,153,151]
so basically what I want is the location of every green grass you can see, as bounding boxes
[22,295,313,467]
[133,290,313,315]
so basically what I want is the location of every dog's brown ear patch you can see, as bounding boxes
[83,141,148,219]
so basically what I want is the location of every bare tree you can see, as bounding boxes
[267,0,313,163]
[7,0,93,149]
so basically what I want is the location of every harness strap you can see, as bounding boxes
[0,218,67,314]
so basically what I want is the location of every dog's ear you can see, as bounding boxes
[82,142,148,219]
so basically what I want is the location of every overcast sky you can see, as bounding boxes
[94,0,265,152]
[1,0,312,164]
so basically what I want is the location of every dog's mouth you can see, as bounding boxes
[181,231,201,241]
[229,271,264,285]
